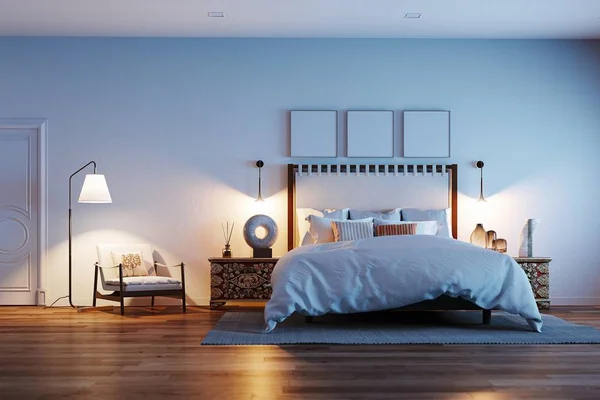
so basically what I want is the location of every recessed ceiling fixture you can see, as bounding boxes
[207,12,225,18]
[404,13,422,19]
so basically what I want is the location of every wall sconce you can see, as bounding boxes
[255,160,264,202]
[476,160,487,202]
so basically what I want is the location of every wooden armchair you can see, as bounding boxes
[93,244,186,315]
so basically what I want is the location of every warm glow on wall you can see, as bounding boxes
[248,194,270,216]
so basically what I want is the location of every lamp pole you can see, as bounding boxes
[68,161,97,308]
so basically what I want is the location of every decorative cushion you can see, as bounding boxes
[349,208,401,221]
[97,244,155,282]
[376,223,417,236]
[330,219,374,242]
[373,219,438,235]
[111,251,148,277]
[104,276,182,292]
[307,215,371,244]
[401,208,452,238]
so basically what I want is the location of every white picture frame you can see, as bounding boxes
[403,110,450,158]
[290,110,337,157]
[347,110,394,158]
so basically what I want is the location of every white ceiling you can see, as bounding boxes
[0,0,599,39]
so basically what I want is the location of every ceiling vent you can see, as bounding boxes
[207,12,225,18]
[404,13,422,19]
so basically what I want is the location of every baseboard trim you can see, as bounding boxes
[551,297,600,306]
[36,289,46,306]
[56,296,600,308]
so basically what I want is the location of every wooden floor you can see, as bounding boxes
[1,306,599,400]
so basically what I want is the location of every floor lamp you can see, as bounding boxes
[69,161,112,308]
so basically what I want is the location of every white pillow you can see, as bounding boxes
[307,215,371,244]
[401,208,452,238]
[373,218,438,236]
[297,208,349,245]
[349,208,401,221]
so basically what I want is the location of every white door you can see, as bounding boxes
[0,126,39,305]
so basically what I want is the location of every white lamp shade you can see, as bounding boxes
[78,174,112,203]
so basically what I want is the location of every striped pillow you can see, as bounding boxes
[376,223,417,237]
[330,220,374,242]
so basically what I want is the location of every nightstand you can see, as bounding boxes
[513,257,552,310]
[208,257,279,309]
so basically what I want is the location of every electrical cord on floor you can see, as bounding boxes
[44,295,69,308]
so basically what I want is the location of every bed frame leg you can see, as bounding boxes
[305,316,314,323]
[482,310,491,325]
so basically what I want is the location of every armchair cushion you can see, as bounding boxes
[97,244,157,291]
[111,251,148,277]
[104,276,182,292]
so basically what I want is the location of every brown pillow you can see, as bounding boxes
[376,223,417,237]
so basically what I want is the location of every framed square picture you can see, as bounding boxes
[290,110,337,157]
[347,110,394,158]
[403,111,450,158]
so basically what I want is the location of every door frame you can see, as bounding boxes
[0,119,48,305]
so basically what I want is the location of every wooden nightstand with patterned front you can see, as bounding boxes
[208,257,279,309]
[513,257,552,310]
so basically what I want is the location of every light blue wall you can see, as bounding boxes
[1,38,599,305]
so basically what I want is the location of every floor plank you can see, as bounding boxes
[0,305,599,399]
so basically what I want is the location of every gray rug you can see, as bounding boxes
[201,311,600,345]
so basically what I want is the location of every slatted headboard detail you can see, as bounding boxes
[287,163,458,250]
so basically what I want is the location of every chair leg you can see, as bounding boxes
[92,264,99,307]
[151,296,155,307]
[118,263,125,316]
[119,264,125,315]
[180,263,186,313]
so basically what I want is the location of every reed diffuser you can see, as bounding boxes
[221,222,234,258]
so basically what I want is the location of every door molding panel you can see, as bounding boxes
[0,119,47,305]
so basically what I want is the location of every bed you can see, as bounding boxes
[263,163,542,332]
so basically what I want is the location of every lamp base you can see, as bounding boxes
[253,248,272,258]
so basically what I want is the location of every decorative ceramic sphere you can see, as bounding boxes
[243,214,278,249]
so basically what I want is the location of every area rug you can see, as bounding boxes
[201,311,600,345]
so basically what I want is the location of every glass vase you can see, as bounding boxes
[495,239,507,253]
[222,244,232,258]
[486,230,497,250]
[470,224,487,248]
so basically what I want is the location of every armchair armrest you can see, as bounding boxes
[154,262,186,290]
[154,262,185,269]
[94,262,121,269]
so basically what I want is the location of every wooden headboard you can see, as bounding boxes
[287,163,458,251]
